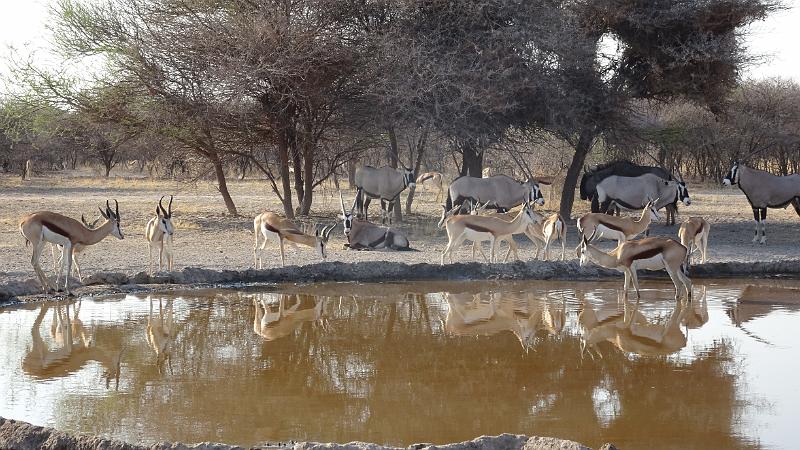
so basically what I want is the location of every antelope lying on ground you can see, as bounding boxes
[20,200,124,295]
[50,214,102,283]
[145,195,175,275]
[339,191,412,250]
[576,233,692,302]
[416,171,445,202]
[723,161,800,244]
[678,216,710,267]
[253,212,335,267]
[577,200,659,243]
[441,202,537,264]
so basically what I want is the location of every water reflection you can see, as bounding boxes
[1,280,798,449]
[22,300,122,389]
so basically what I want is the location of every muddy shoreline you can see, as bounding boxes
[3,259,800,305]
[0,417,605,450]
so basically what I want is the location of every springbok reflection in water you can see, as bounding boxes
[147,296,176,374]
[442,291,566,350]
[22,301,122,389]
[252,293,327,341]
[579,296,690,358]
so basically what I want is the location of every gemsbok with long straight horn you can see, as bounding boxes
[678,216,710,267]
[20,200,124,295]
[145,195,175,275]
[339,190,412,250]
[441,202,537,264]
[723,161,800,244]
[445,175,544,214]
[354,151,416,224]
[596,173,691,224]
[576,232,692,302]
[577,199,660,244]
[253,211,335,268]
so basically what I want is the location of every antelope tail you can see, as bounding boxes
[355,187,364,217]
[792,197,800,218]
[445,189,453,212]
[19,224,30,247]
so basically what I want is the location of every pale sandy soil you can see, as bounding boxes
[2,171,800,289]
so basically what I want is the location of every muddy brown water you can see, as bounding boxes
[2,280,800,450]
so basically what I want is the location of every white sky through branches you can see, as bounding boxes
[1,0,799,85]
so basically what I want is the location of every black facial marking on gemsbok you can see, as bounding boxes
[723,161,800,244]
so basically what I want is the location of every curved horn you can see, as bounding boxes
[114,199,119,219]
[81,214,90,227]
[324,223,336,239]
[168,195,173,217]
[158,195,167,217]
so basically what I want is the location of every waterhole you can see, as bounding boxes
[1,280,799,449]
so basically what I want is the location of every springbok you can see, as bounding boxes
[678,217,710,267]
[147,296,176,374]
[577,233,692,302]
[339,191,412,250]
[22,303,123,389]
[20,200,124,295]
[416,171,446,202]
[596,173,691,224]
[577,200,660,244]
[49,213,102,283]
[145,195,176,275]
[446,175,544,214]
[252,293,326,341]
[354,158,416,223]
[441,202,537,264]
[253,212,335,268]
[723,161,800,244]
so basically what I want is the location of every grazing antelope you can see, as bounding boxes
[19,200,124,295]
[596,173,691,225]
[416,171,446,202]
[577,233,692,302]
[145,195,176,275]
[253,212,335,268]
[577,200,660,244]
[441,202,537,264]
[147,296,176,374]
[50,213,102,283]
[678,217,710,267]
[339,191,412,250]
[354,156,416,224]
[723,161,800,244]
[446,175,544,214]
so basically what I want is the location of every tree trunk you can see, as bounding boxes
[292,139,304,209]
[277,130,295,219]
[210,153,238,216]
[387,127,403,223]
[405,128,429,214]
[559,130,596,220]
[300,122,315,215]
[461,138,483,177]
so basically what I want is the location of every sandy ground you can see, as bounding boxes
[2,171,800,290]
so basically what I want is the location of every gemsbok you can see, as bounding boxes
[441,202,537,264]
[595,173,691,225]
[145,195,175,275]
[338,191,412,250]
[580,160,677,217]
[678,217,710,267]
[20,200,124,295]
[354,158,416,224]
[576,233,692,302]
[253,212,335,267]
[723,161,800,244]
[577,200,660,243]
[446,175,544,214]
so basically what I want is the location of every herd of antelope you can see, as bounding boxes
[18,160,800,300]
